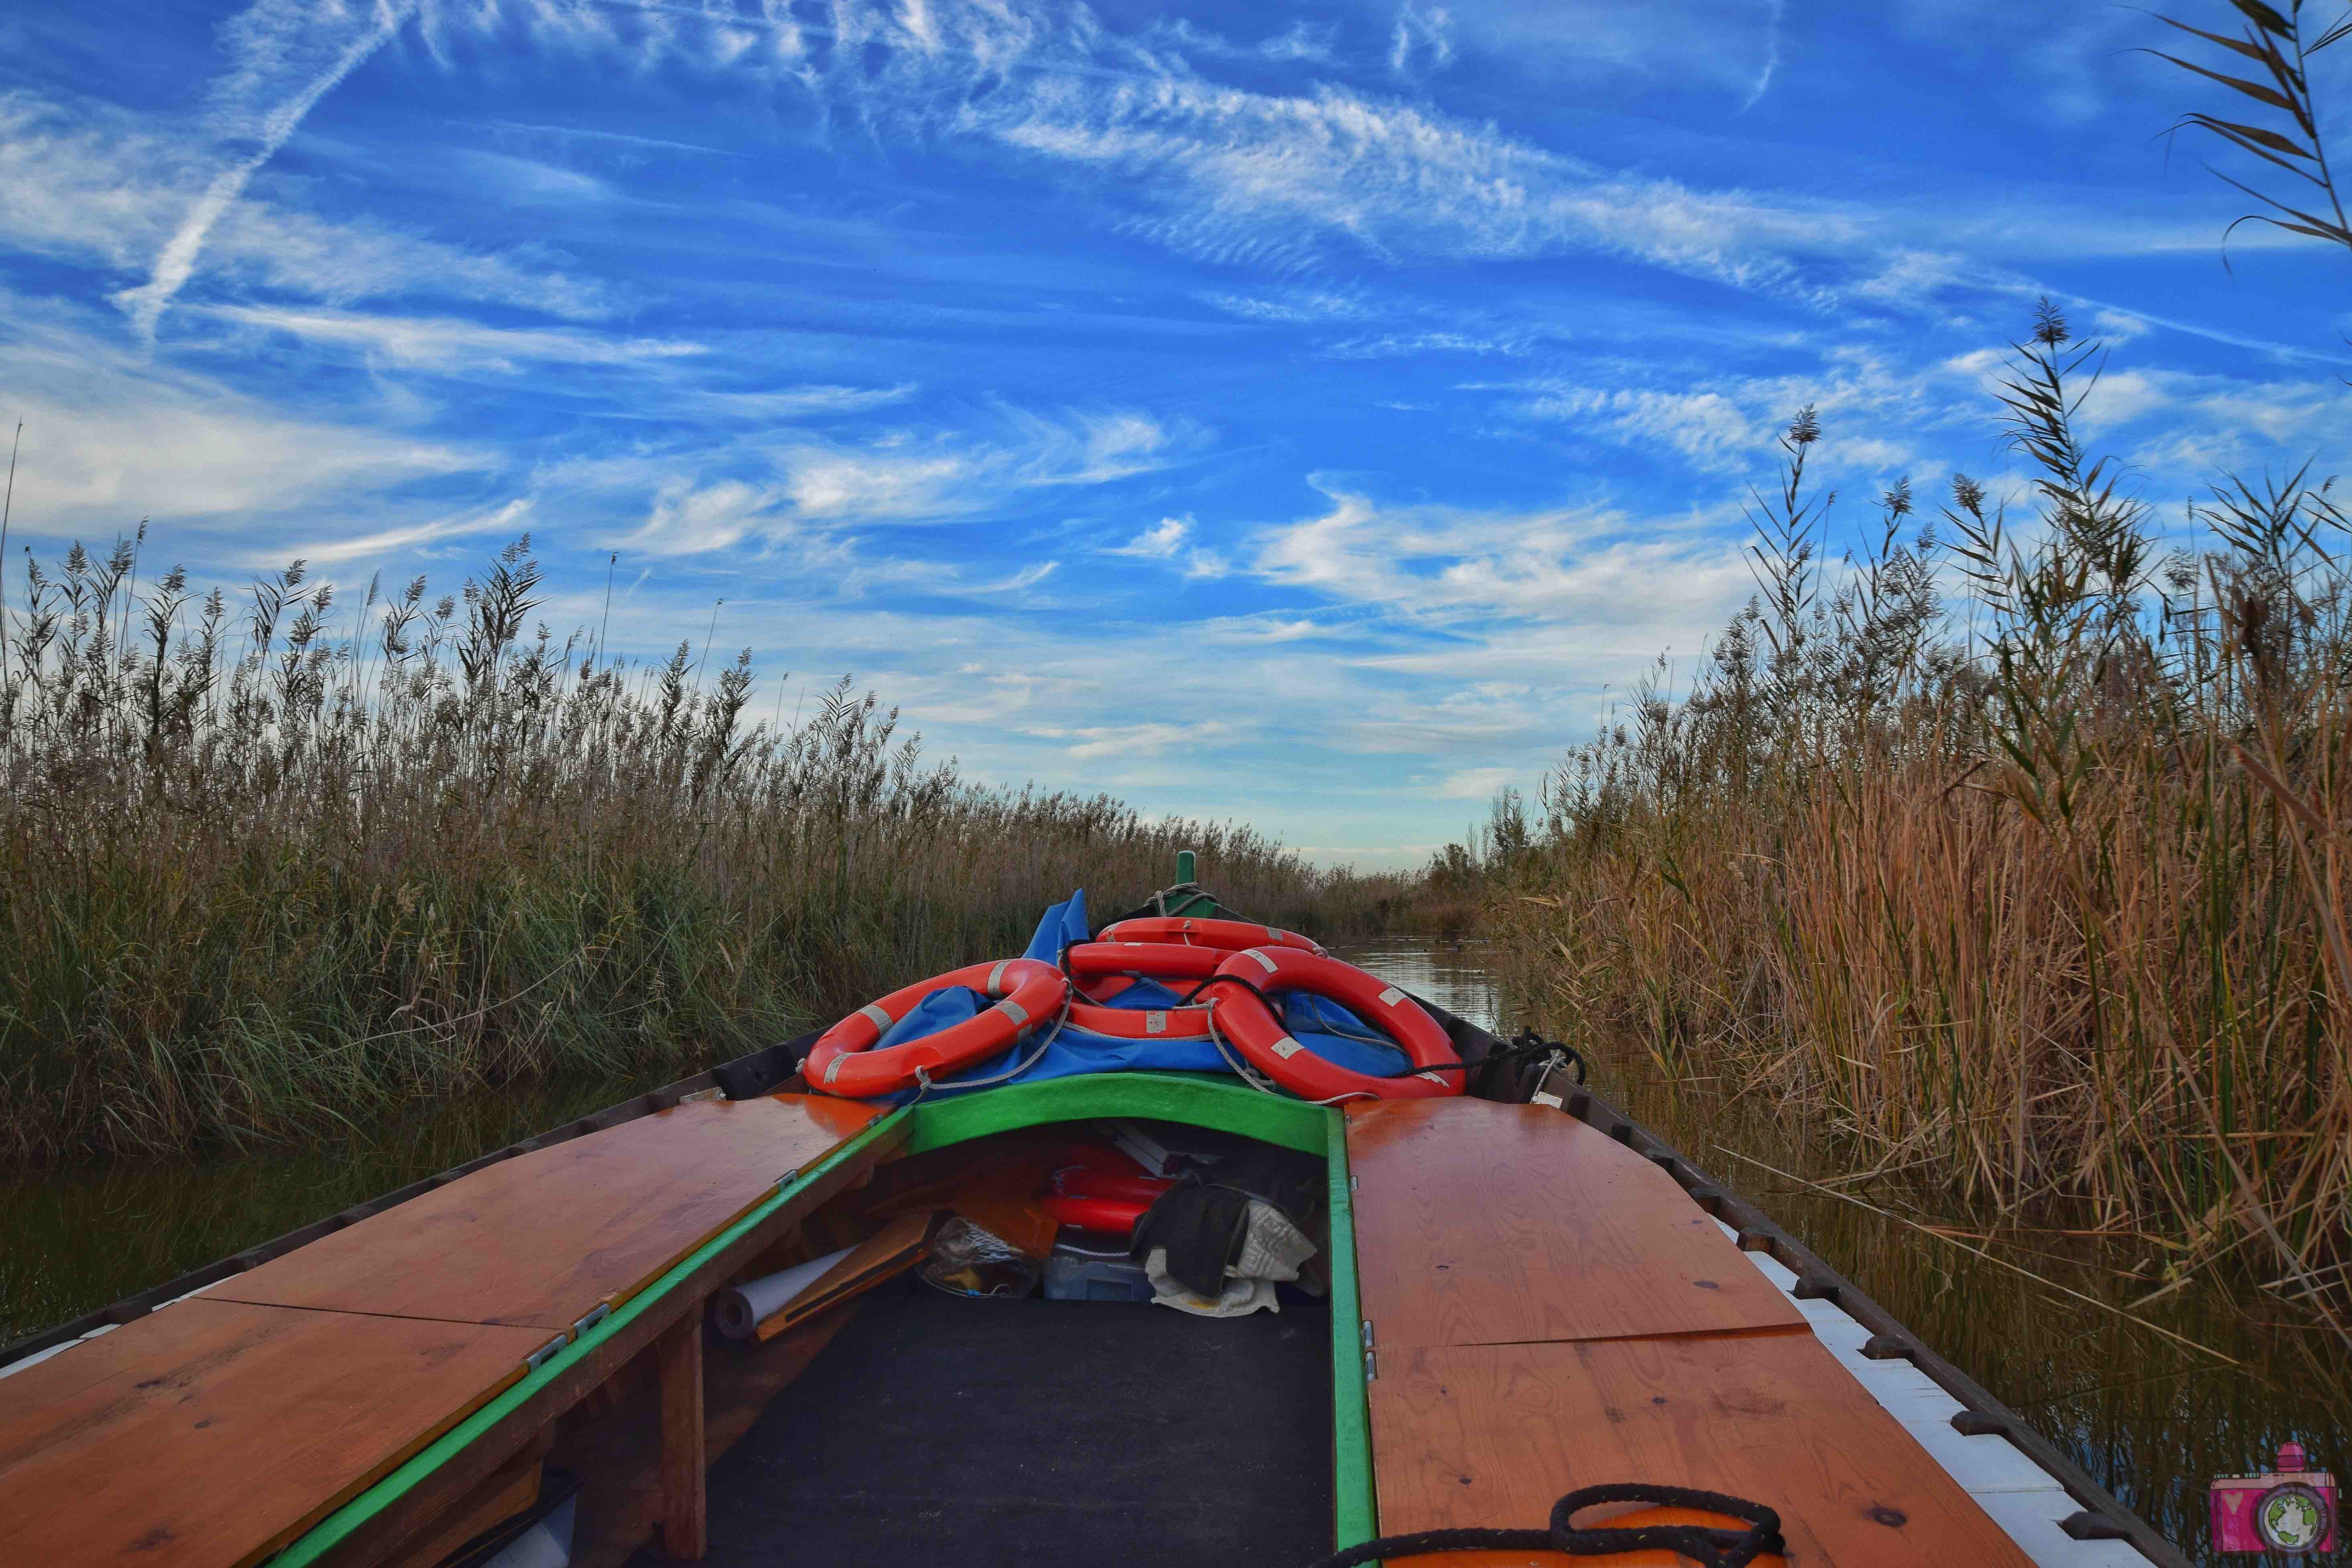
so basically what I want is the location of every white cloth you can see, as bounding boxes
[1141,1200,1318,1318]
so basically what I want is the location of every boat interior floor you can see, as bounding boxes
[634,1276,1335,1568]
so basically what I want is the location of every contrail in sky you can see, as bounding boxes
[1742,0,1787,113]
[118,0,417,340]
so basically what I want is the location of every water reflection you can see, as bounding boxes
[1328,937,1508,1034]
[0,1072,676,1346]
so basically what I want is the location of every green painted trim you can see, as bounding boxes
[1327,1129,1377,1554]
[268,1109,909,1568]
[902,1072,1328,1157]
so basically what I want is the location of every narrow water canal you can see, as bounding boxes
[4,940,2341,1567]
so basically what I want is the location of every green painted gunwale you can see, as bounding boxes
[271,1072,1379,1565]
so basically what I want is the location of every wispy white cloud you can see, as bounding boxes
[0,93,615,322]
[1251,481,1752,641]
[601,406,1193,555]
[1742,0,1786,112]
[119,0,420,337]
[198,305,705,373]
[1103,515,1229,578]
[272,495,533,566]
[1388,0,1456,77]
[1436,765,1518,799]
[0,292,485,531]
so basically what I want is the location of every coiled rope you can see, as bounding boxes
[1306,1483,1783,1568]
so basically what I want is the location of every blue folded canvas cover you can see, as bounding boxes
[873,890,1409,1100]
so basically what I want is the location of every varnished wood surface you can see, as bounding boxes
[211,1094,880,1331]
[560,1306,861,1568]
[1343,1099,1802,1349]
[1369,1333,2036,1568]
[376,1440,544,1568]
[311,1118,903,1568]
[0,1299,548,1568]
[655,1316,707,1560]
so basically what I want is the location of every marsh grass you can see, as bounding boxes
[1489,306,2352,1322]
[0,537,1391,1162]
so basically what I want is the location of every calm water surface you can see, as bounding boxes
[6,940,2340,1567]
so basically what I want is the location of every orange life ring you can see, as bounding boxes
[1066,999,1215,1039]
[1065,940,1227,981]
[1097,917,1326,956]
[804,958,1068,1097]
[1204,947,1462,1101]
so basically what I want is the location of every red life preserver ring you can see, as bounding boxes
[1065,940,1227,981]
[1204,947,1462,1102]
[1097,917,1326,956]
[1066,1000,1215,1039]
[804,958,1068,1097]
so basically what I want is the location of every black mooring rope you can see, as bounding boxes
[1306,1483,1783,1568]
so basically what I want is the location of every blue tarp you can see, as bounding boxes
[867,890,1409,1101]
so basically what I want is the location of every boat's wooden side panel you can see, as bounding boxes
[0,1299,547,1568]
[1370,1334,2037,1568]
[207,1094,879,1331]
[1344,1098,1804,1348]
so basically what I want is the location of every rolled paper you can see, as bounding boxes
[714,1245,856,1341]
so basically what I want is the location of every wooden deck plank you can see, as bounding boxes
[0,1299,549,1568]
[1369,1333,2038,1568]
[1343,1099,1804,1350]
[208,1095,879,1332]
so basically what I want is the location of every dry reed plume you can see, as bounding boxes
[0,537,1393,1163]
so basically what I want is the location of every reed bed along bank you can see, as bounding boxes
[0,538,1395,1164]
[1483,305,2352,1322]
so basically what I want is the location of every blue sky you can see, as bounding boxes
[3,0,2348,869]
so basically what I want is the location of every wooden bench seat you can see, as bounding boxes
[0,1299,548,1568]
[1371,1333,2036,1566]
[1345,1099,1803,1350]
[0,1092,888,1568]
[1343,1099,2037,1567]
[207,1095,879,1331]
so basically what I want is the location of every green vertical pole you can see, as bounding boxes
[1176,848,1196,884]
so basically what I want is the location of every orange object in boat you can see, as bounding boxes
[1064,940,1226,981]
[1204,947,1462,1103]
[804,957,1068,1098]
[1050,1167,1173,1206]
[1041,1192,1151,1234]
[1066,999,1215,1040]
[1097,917,1326,955]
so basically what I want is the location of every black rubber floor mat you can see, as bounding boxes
[649,1278,1335,1568]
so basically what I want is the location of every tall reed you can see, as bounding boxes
[1487,309,2352,1318]
[0,536,1393,1163]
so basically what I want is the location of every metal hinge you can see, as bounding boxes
[524,1334,567,1372]
[774,1167,801,1192]
[571,1302,612,1338]
[1364,1349,1377,1381]
[1531,1048,1568,1108]
[676,1086,724,1106]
